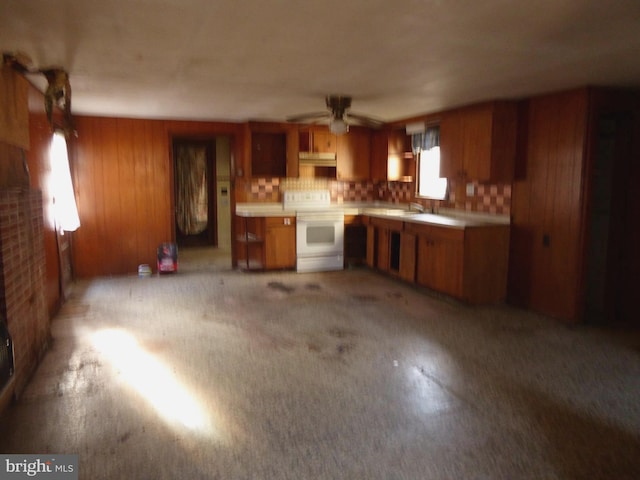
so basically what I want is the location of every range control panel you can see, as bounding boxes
[283,190,331,210]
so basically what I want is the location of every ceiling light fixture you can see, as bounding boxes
[329,117,349,135]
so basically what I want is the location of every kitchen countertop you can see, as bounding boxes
[235,202,510,229]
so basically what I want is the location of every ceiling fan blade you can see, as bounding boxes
[286,112,330,123]
[345,112,384,128]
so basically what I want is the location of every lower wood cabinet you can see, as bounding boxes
[406,222,510,304]
[344,215,368,267]
[264,217,296,269]
[235,215,296,270]
[414,227,464,298]
[235,215,266,270]
[368,217,416,282]
[398,232,417,283]
[367,215,510,305]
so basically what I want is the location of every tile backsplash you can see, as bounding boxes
[239,177,511,216]
[447,180,511,216]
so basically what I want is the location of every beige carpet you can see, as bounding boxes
[1,247,640,479]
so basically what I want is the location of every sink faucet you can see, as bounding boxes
[409,202,425,213]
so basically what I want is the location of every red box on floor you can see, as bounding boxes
[157,243,178,273]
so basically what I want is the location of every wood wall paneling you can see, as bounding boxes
[509,89,588,321]
[0,66,29,149]
[72,116,241,277]
[73,117,99,277]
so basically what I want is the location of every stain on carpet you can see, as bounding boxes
[336,343,355,355]
[305,283,321,291]
[328,327,357,339]
[267,281,295,294]
[352,294,378,302]
[492,323,538,336]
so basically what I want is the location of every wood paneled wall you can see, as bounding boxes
[71,116,243,277]
[509,89,589,321]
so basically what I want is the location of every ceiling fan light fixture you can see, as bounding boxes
[329,117,348,135]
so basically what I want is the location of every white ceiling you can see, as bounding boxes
[2,0,640,124]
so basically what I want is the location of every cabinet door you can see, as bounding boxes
[439,110,464,179]
[387,130,413,181]
[265,217,296,269]
[366,224,376,268]
[251,132,286,177]
[312,130,337,153]
[337,127,371,180]
[376,227,390,272]
[416,232,463,297]
[461,106,493,180]
[439,103,516,182]
[399,232,416,282]
[235,215,266,270]
[370,130,386,181]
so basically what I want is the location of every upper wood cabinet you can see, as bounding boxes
[336,126,371,180]
[298,125,372,180]
[439,101,517,182]
[299,126,336,153]
[251,132,286,177]
[371,128,413,182]
[244,121,298,178]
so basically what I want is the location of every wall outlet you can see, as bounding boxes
[466,183,475,196]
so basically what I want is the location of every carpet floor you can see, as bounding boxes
[1,247,639,479]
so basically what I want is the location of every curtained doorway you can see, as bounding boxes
[173,139,217,248]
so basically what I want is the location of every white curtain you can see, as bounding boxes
[50,132,80,232]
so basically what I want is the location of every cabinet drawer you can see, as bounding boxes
[344,214,364,225]
[404,222,464,242]
[265,216,295,227]
[370,216,403,231]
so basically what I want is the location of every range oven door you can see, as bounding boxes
[296,212,344,272]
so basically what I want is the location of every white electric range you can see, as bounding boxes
[283,190,344,273]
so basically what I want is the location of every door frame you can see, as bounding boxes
[171,137,217,247]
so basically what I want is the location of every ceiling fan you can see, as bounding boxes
[286,95,384,135]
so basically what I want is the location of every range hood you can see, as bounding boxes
[298,151,337,167]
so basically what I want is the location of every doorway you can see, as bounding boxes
[583,112,634,326]
[173,139,217,248]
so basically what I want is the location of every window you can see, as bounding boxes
[49,132,80,232]
[415,127,447,200]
